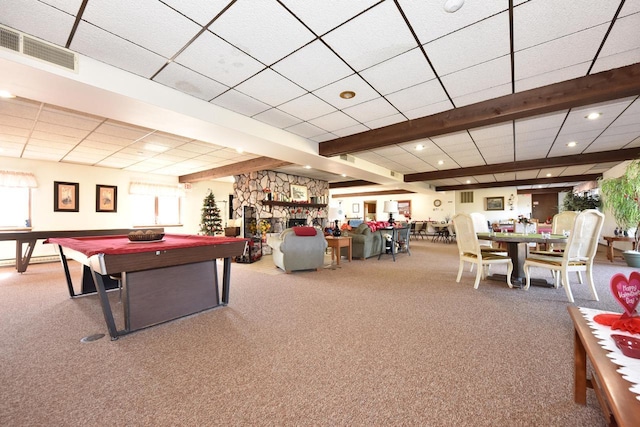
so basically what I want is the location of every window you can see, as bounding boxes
[0,171,37,228]
[0,187,31,227]
[129,182,184,226]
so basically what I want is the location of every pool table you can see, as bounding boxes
[47,234,248,339]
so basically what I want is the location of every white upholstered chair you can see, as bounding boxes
[452,213,513,289]
[523,209,604,303]
[529,211,581,283]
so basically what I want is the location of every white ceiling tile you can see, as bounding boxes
[399,0,508,45]
[153,63,229,101]
[82,0,201,58]
[322,1,417,71]
[22,150,64,161]
[71,22,167,78]
[470,123,514,141]
[310,133,338,143]
[449,82,512,108]
[280,0,379,35]
[364,113,407,130]
[286,122,326,138]
[313,74,381,110]
[1,0,76,46]
[425,11,510,76]
[210,0,315,65]
[359,48,435,96]
[386,79,450,114]
[515,63,590,92]
[514,0,620,51]
[331,124,369,138]
[175,31,265,87]
[342,98,399,123]
[235,69,306,106]
[39,106,102,129]
[443,56,511,103]
[0,116,35,131]
[210,89,271,116]
[403,101,454,120]
[32,122,90,138]
[30,131,80,144]
[591,11,640,73]
[0,98,41,120]
[96,121,152,140]
[61,154,104,164]
[161,0,230,26]
[278,94,337,121]
[253,108,302,129]
[272,40,352,92]
[309,111,359,133]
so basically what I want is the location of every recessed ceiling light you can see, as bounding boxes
[339,91,356,99]
[586,112,601,120]
[466,180,471,184]
[144,143,168,153]
[415,144,424,151]
[546,173,552,177]
[437,160,444,165]
[304,165,311,169]
[443,0,464,13]
[341,173,347,177]
[0,90,16,99]
[236,147,244,154]
[566,141,577,147]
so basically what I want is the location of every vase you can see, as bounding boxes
[332,219,341,237]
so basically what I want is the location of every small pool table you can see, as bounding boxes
[47,234,248,339]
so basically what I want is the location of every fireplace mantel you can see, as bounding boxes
[262,201,327,209]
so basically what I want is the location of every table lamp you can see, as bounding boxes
[384,200,398,225]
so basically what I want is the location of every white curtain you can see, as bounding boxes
[0,170,38,188]
[129,182,185,197]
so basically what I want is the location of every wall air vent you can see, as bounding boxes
[390,171,396,177]
[0,26,20,52]
[0,25,77,72]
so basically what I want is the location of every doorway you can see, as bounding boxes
[531,193,558,223]
[364,201,377,221]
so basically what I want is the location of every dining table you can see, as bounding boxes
[476,232,567,287]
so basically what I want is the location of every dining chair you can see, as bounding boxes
[452,213,513,289]
[469,212,506,272]
[530,211,578,256]
[409,221,418,240]
[523,209,604,303]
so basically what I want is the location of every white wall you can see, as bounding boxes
[0,157,233,260]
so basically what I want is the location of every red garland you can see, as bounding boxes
[593,313,640,334]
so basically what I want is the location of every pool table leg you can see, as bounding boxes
[90,268,120,340]
[221,257,232,305]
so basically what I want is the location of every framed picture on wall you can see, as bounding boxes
[290,184,308,202]
[486,196,504,211]
[96,184,118,212]
[352,203,360,213]
[398,200,411,217]
[54,181,79,212]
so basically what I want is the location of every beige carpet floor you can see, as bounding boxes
[0,239,635,426]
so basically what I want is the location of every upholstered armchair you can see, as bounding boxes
[267,227,327,273]
[347,223,384,259]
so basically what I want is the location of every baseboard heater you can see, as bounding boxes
[0,255,59,267]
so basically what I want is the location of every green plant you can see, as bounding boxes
[561,191,601,211]
[599,159,640,248]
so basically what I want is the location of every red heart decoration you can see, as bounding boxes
[610,272,640,317]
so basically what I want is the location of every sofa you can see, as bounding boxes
[346,222,385,259]
[267,227,328,273]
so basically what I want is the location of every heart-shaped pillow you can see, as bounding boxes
[610,272,640,317]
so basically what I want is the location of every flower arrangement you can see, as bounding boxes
[263,188,271,193]
[517,215,531,224]
[257,219,271,234]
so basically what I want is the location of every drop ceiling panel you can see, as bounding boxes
[253,108,303,129]
[1,0,76,46]
[359,48,435,96]
[279,0,379,36]
[153,63,229,101]
[71,22,168,78]
[309,111,360,133]
[331,124,370,138]
[312,74,381,110]
[82,0,201,58]
[235,69,306,106]
[364,113,406,130]
[343,98,400,124]
[272,40,353,92]
[162,0,230,26]
[593,10,640,74]
[322,1,416,72]
[210,0,315,65]
[174,31,265,87]
[425,11,510,76]
[30,131,80,145]
[285,122,326,139]
[32,122,90,139]
[210,90,271,117]
[386,80,450,115]
[38,108,102,130]
[443,56,511,106]
[278,94,336,121]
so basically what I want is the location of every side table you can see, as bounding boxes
[603,236,636,262]
[325,236,352,265]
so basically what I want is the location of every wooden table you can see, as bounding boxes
[603,236,636,262]
[325,236,352,265]
[477,232,566,287]
[568,306,640,426]
[47,234,247,339]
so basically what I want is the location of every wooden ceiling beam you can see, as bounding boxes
[319,63,640,157]
[329,180,380,189]
[517,188,575,195]
[434,174,602,192]
[331,189,414,198]
[179,157,292,183]
[406,148,640,182]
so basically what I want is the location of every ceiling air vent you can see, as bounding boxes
[339,154,355,163]
[0,26,20,52]
[390,171,396,177]
[23,35,76,71]
[0,25,77,72]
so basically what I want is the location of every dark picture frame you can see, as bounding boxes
[96,184,118,212]
[486,196,505,211]
[54,181,79,212]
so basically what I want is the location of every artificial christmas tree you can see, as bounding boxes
[199,190,223,236]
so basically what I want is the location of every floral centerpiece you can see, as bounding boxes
[517,215,531,224]
[263,187,272,201]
